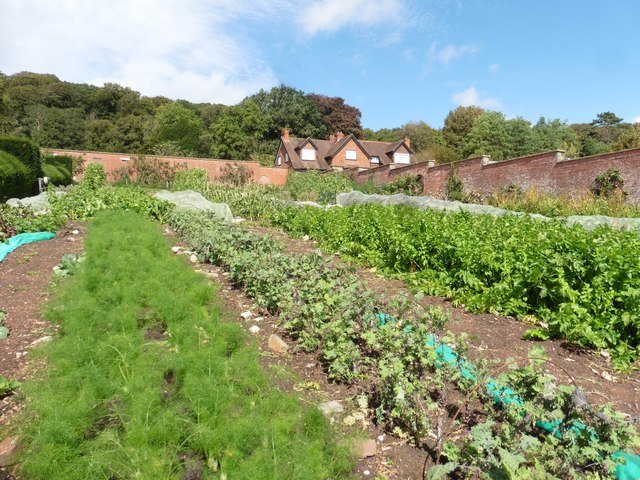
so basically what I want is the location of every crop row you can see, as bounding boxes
[170,210,640,478]
[269,203,640,367]
[18,211,351,479]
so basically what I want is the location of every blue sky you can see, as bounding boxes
[1,0,639,129]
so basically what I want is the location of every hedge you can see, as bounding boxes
[0,136,41,193]
[0,151,32,201]
[41,154,73,186]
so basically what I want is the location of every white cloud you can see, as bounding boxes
[298,0,404,35]
[0,0,291,104]
[489,63,500,73]
[633,116,640,124]
[429,43,480,66]
[452,86,500,109]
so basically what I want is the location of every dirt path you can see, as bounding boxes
[244,223,640,419]
[0,224,85,428]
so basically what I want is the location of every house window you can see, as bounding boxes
[285,153,289,164]
[371,156,380,164]
[120,156,131,162]
[301,148,316,161]
[393,152,410,164]
[345,149,357,160]
[277,155,282,166]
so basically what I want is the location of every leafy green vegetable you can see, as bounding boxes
[0,375,20,396]
[269,203,640,366]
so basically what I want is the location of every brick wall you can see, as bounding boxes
[50,149,288,186]
[354,148,640,203]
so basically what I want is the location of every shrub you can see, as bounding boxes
[382,173,423,195]
[0,151,31,201]
[173,168,209,192]
[111,156,185,187]
[445,166,464,201]
[592,168,627,198]
[0,136,41,193]
[41,154,73,186]
[219,163,253,187]
[82,163,106,190]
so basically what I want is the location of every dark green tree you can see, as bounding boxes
[462,111,510,160]
[443,106,485,157]
[505,117,537,158]
[362,127,403,142]
[210,100,272,159]
[533,117,579,153]
[151,102,203,154]
[401,121,437,153]
[25,105,86,148]
[591,111,623,127]
[248,85,326,139]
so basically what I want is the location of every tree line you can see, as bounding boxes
[1,71,638,165]
[365,109,640,164]
[0,72,361,165]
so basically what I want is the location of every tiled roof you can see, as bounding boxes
[280,133,413,170]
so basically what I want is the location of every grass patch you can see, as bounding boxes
[18,211,353,480]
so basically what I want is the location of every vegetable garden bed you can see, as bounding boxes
[14,211,352,479]
[170,210,640,479]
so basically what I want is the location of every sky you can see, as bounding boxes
[1,0,640,130]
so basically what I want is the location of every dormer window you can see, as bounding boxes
[371,156,380,164]
[277,155,282,166]
[301,148,316,161]
[345,149,357,160]
[393,152,410,164]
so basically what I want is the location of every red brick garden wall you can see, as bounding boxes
[354,148,640,203]
[49,149,288,186]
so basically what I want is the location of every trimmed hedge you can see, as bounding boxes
[0,151,32,201]
[41,154,73,186]
[0,136,41,193]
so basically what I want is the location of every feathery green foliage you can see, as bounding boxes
[19,211,353,479]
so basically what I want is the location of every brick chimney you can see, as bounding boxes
[404,136,411,148]
[282,128,290,142]
[335,131,344,141]
[329,133,336,142]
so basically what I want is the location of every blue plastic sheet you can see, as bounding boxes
[0,232,56,262]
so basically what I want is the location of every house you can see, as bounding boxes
[275,129,414,172]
